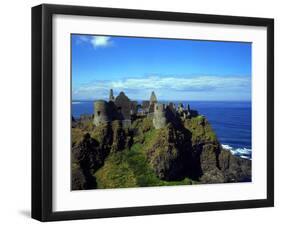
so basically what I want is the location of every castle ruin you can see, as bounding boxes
[93,90,198,129]
[93,100,110,126]
[153,103,167,129]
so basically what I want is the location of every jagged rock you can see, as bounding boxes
[73,133,103,171]
[91,123,113,153]
[141,117,154,133]
[219,149,251,182]
[184,116,217,145]
[72,129,112,190]
[71,133,102,190]
[111,120,126,152]
[71,115,76,127]
[200,168,225,184]
[199,143,224,183]
[200,144,220,173]
[71,167,87,190]
[146,124,191,180]
[72,120,134,189]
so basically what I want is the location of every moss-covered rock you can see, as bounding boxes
[71,113,252,189]
[94,136,195,189]
[71,128,85,146]
[71,130,111,190]
[141,117,153,133]
[146,123,191,180]
[184,116,217,145]
[200,144,220,172]
[200,168,225,184]
[111,120,126,152]
[91,123,113,147]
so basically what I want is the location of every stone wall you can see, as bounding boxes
[153,103,167,129]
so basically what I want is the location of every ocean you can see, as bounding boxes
[72,100,252,160]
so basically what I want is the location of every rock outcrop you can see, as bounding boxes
[146,123,191,180]
[72,91,251,190]
[72,113,251,189]
[72,122,129,190]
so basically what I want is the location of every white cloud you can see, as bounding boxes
[90,36,112,48]
[73,75,251,101]
[74,35,113,49]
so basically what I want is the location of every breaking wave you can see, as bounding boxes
[221,144,252,160]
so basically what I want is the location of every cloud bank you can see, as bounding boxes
[73,75,251,101]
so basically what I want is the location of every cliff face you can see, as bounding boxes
[71,114,251,190]
[183,116,251,183]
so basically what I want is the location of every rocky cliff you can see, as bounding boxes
[71,114,251,190]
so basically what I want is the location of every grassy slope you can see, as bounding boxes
[94,129,195,189]
[184,115,217,144]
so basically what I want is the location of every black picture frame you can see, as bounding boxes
[32,3,274,222]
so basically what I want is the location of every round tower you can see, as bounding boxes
[93,100,109,126]
[153,103,167,129]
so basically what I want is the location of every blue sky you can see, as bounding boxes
[72,34,251,101]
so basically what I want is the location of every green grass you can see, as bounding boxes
[94,129,195,189]
[71,128,85,146]
[184,115,217,144]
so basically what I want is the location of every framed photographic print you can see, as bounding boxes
[32,4,274,221]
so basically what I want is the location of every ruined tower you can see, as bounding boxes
[186,104,191,118]
[115,92,131,119]
[153,103,167,129]
[109,89,114,102]
[93,100,110,126]
[150,91,157,105]
[149,91,158,113]
[115,91,131,127]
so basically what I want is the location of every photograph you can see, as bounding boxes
[71,34,252,190]
[30,3,274,221]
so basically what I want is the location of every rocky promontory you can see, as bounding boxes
[71,112,251,190]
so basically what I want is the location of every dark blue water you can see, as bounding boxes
[72,100,251,159]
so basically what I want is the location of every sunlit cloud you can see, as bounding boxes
[72,75,251,101]
[90,36,112,48]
